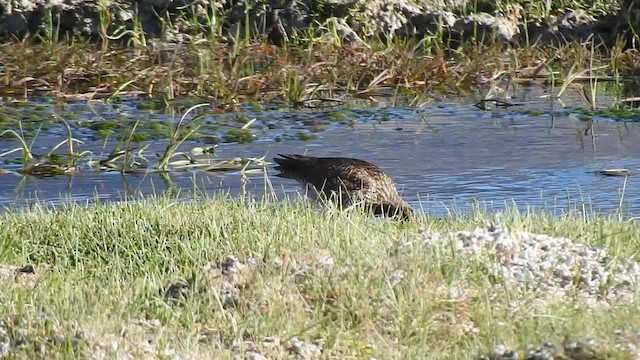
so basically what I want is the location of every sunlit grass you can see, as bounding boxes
[0,196,639,358]
[0,26,630,107]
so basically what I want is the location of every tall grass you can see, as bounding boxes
[0,0,631,107]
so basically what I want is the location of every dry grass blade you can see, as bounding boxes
[557,64,609,98]
[239,155,268,174]
[241,118,257,130]
[166,159,197,168]
[107,79,139,103]
[356,68,393,99]
[368,69,392,89]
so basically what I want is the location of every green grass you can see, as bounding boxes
[0,197,639,358]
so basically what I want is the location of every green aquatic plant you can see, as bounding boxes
[0,129,34,163]
[0,104,271,177]
[0,118,91,177]
[296,132,316,141]
[157,103,208,172]
[223,128,255,143]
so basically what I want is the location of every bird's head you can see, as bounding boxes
[375,200,415,222]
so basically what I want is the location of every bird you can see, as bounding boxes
[272,153,414,220]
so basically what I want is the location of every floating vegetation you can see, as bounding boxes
[167,156,268,173]
[88,147,268,174]
[0,106,269,178]
[19,162,80,177]
[0,97,355,145]
[0,121,91,177]
[222,128,255,144]
[594,108,640,121]
[296,132,316,141]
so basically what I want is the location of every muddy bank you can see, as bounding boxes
[0,0,634,47]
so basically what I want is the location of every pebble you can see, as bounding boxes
[244,351,268,360]
[164,255,260,307]
[287,337,323,359]
[409,225,640,307]
[387,269,406,286]
[481,339,612,360]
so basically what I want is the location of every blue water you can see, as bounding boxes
[1,87,639,218]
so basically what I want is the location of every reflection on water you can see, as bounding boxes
[1,87,639,217]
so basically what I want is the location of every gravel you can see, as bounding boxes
[0,264,37,285]
[163,255,260,308]
[479,338,614,359]
[286,337,324,359]
[403,225,640,307]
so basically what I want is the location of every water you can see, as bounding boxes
[1,86,639,217]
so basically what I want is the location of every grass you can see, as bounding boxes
[0,196,639,359]
[0,11,636,108]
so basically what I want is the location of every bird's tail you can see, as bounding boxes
[272,154,315,178]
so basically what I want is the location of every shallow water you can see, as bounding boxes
[1,86,640,217]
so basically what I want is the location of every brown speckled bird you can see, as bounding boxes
[273,153,414,220]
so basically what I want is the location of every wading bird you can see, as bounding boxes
[273,153,414,220]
